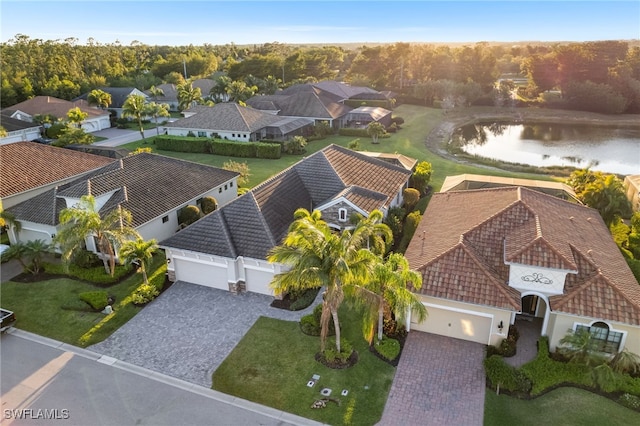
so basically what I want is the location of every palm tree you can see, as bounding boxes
[354,253,427,343]
[226,80,257,103]
[177,82,203,111]
[147,85,165,102]
[87,89,112,109]
[581,174,631,226]
[66,107,88,129]
[367,122,386,144]
[145,102,170,135]
[122,94,148,141]
[55,195,140,276]
[268,208,392,353]
[559,327,606,366]
[119,238,158,285]
[1,240,51,274]
[210,75,231,102]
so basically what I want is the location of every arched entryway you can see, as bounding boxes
[516,292,550,337]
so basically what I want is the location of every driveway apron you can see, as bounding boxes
[378,332,486,426]
[91,281,322,388]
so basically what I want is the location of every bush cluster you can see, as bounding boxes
[154,136,210,153]
[45,261,132,285]
[288,287,319,311]
[79,291,109,311]
[323,337,353,363]
[131,283,160,305]
[210,140,281,159]
[299,304,335,336]
[619,393,640,411]
[484,355,532,393]
[374,336,401,361]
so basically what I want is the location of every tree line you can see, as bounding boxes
[2,35,639,114]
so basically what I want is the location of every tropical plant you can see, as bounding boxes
[54,195,140,276]
[366,122,386,144]
[0,126,7,138]
[87,89,112,109]
[0,207,21,238]
[1,240,51,274]
[610,349,640,375]
[558,328,607,367]
[412,161,433,194]
[122,94,148,141]
[222,160,250,187]
[581,174,632,226]
[145,102,170,135]
[177,82,203,111]
[66,107,88,128]
[118,238,158,285]
[52,126,95,147]
[226,80,257,103]
[354,252,427,342]
[147,85,165,102]
[268,208,391,353]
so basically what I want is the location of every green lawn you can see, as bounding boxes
[212,306,396,426]
[119,105,554,190]
[0,255,166,347]
[484,387,640,426]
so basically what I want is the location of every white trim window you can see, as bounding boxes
[575,321,625,354]
[338,208,348,222]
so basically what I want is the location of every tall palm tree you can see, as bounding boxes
[145,102,170,135]
[119,238,158,285]
[55,195,140,276]
[66,107,88,129]
[367,122,386,144]
[268,208,392,353]
[177,82,203,111]
[353,252,427,343]
[210,75,231,102]
[87,89,112,109]
[122,94,148,141]
[147,85,165,102]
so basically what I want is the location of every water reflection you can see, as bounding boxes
[451,122,640,175]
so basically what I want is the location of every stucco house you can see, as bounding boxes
[164,103,314,142]
[2,96,110,133]
[0,112,44,144]
[144,79,216,111]
[6,153,239,255]
[75,87,148,118]
[404,185,640,355]
[0,142,114,209]
[160,145,414,295]
[624,175,640,212]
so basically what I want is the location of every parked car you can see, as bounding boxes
[0,308,16,332]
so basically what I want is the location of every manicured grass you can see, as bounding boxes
[0,254,166,347]
[484,387,640,426]
[212,306,395,425]
[119,105,553,190]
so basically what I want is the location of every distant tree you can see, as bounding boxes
[147,85,165,102]
[210,75,232,102]
[226,80,257,103]
[177,82,203,111]
[0,126,7,138]
[66,107,88,128]
[222,160,250,187]
[122,94,148,141]
[52,127,95,147]
[411,161,433,194]
[87,89,112,109]
[145,102,170,135]
[367,122,386,144]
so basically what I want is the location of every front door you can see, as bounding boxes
[522,295,538,315]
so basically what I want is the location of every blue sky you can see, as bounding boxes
[1,1,638,45]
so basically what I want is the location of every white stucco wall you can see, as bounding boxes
[81,116,111,133]
[507,263,573,297]
[10,222,57,246]
[165,127,256,142]
[0,127,42,145]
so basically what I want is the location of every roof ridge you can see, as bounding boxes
[324,144,411,175]
[248,192,278,248]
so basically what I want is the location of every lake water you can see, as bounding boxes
[451,122,640,175]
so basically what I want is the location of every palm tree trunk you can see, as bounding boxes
[319,299,331,352]
[378,300,385,341]
[331,308,341,353]
[141,265,148,285]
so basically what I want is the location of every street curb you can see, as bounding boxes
[6,328,326,426]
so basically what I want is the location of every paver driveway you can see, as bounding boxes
[378,332,486,426]
[91,281,322,387]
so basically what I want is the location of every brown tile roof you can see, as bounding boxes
[405,186,640,324]
[0,142,114,198]
[4,96,108,119]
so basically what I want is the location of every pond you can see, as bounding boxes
[450,122,640,175]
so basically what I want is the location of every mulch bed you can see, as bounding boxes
[368,332,408,367]
[270,293,294,310]
[315,350,359,369]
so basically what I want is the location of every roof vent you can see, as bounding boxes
[569,216,574,221]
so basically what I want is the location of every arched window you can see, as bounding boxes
[575,321,624,353]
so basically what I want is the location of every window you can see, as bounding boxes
[197,131,206,137]
[162,215,169,223]
[224,184,228,190]
[338,208,348,222]
[575,322,624,354]
[218,188,222,193]
[230,182,234,187]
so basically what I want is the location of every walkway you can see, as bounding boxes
[378,332,486,426]
[504,316,542,368]
[91,281,323,387]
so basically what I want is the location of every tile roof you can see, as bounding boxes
[76,88,147,108]
[0,142,114,198]
[7,153,239,228]
[405,186,640,324]
[0,113,42,132]
[165,103,282,132]
[161,145,411,259]
[3,96,108,119]
[247,85,351,120]
[312,81,379,100]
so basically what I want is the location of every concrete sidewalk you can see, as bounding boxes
[1,329,325,426]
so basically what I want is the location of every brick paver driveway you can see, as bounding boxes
[378,332,486,426]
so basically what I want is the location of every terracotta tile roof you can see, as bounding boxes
[336,186,389,214]
[0,142,114,198]
[405,186,640,324]
[3,96,108,119]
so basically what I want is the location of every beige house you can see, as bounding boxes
[624,175,640,212]
[405,185,640,355]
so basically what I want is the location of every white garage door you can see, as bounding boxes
[19,229,53,245]
[245,268,274,295]
[411,305,493,345]
[174,258,227,290]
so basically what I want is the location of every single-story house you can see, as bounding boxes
[0,112,44,144]
[75,87,148,118]
[2,96,111,133]
[160,145,414,295]
[624,175,640,212]
[164,103,314,142]
[404,185,640,355]
[6,153,239,254]
[0,142,114,209]
[144,79,216,111]
[344,106,392,128]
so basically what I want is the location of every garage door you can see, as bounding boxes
[174,258,227,290]
[411,304,492,345]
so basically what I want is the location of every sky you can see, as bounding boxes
[1,1,638,46]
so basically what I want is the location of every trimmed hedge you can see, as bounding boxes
[484,355,532,393]
[79,291,109,311]
[154,136,210,153]
[45,261,132,285]
[374,336,401,361]
[210,140,281,159]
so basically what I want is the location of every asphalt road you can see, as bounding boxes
[0,330,322,426]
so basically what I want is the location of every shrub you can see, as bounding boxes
[300,313,320,335]
[200,196,218,215]
[210,140,255,157]
[374,336,401,361]
[403,188,421,210]
[45,261,131,285]
[398,211,422,253]
[347,139,361,150]
[484,355,532,393]
[255,142,281,159]
[46,123,67,139]
[131,283,160,305]
[391,116,404,126]
[324,337,353,362]
[79,291,109,311]
[288,287,319,311]
[619,393,640,411]
[154,136,210,153]
[71,250,101,268]
[178,205,202,227]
